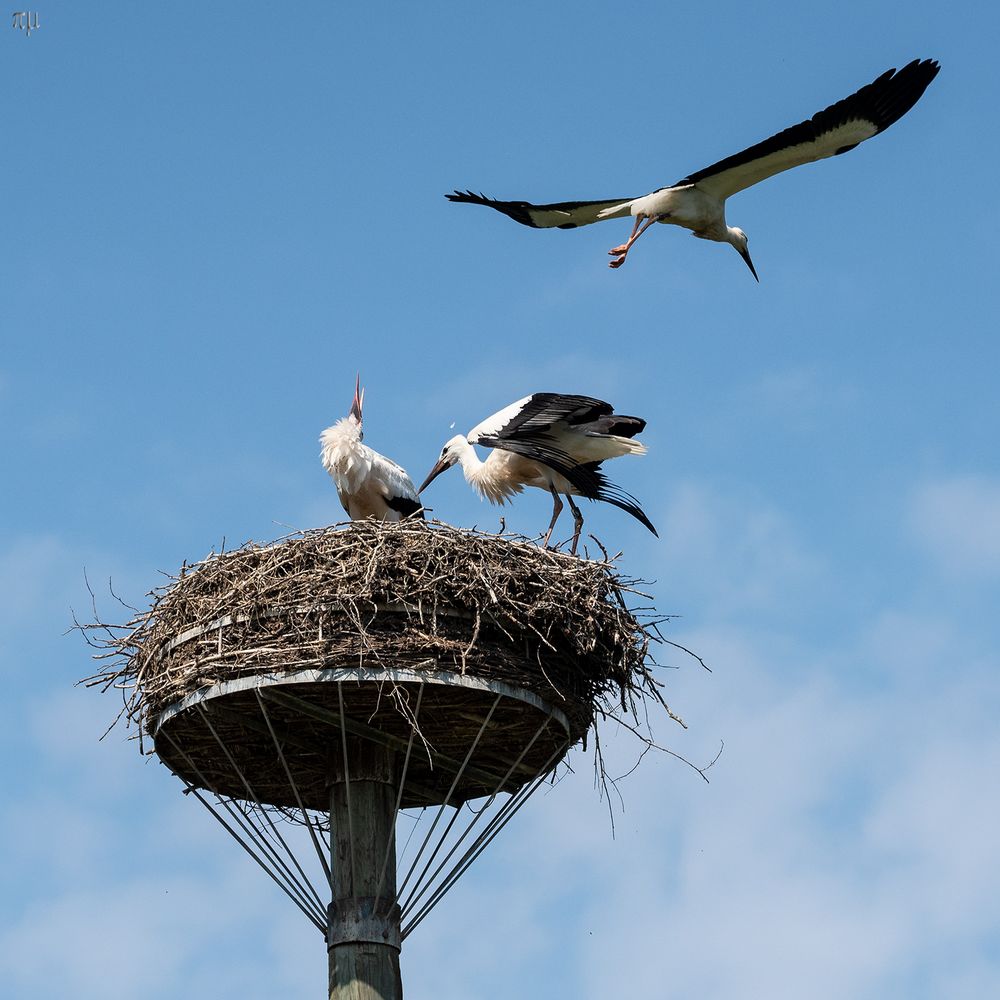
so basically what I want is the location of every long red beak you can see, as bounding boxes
[350,374,364,423]
[418,458,451,494]
[738,244,760,282]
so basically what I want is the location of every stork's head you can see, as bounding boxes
[728,227,759,282]
[348,374,365,429]
[418,435,466,493]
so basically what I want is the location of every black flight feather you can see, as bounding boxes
[384,495,425,518]
[676,58,940,189]
[478,436,656,536]
[493,393,614,439]
[567,462,658,536]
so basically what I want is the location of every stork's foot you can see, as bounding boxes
[609,254,628,269]
[609,244,629,256]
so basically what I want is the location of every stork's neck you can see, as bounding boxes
[453,437,486,485]
[454,438,518,504]
[320,419,372,488]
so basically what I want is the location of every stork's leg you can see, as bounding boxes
[609,216,644,256]
[542,486,563,549]
[566,495,585,555]
[608,215,659,268]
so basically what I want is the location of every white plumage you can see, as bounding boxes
[447,59,939,279]
[418,393,655,554]
[320,377,423,522]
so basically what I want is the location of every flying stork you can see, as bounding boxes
[418,393,656,554]
[447,58,939,279]
[320,377,424,522]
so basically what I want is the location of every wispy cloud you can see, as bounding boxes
[658,479,823,617]
[0,535,72,633]
[0,532,152,691]
[1,683,326,998]
[908,475,1000,578]
[740,364,858,431]
[0,871,320,999]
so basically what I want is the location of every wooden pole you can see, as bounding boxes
[328,738,402,1000]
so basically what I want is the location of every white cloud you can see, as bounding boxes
[0,870,321,1000]
[741,364,858,431]
[0,532,151,686]
[908,475,1000,578]
[2,683,328,999]
[0,535,71,632]
[659,480,822,616]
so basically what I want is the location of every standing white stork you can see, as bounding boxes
[320,377,424,521]
[418,393,656,554]
[447,58,939,279]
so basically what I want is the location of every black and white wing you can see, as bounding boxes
[446,191,634,230]
[495,392,646,441]
[472,393,656,535]
[468,393,613,442]
[471,394,604,479]
[374,455,425,519]
[676,58,940,200]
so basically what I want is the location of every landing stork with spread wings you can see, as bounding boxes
[448,58,940,278]
[419,393,656,554]
[320,377,424,522]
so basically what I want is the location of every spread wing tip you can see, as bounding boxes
[446,189,492,204]
[867,58,941,137]
[445,190,541,228]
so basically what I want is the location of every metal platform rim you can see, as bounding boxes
[152,665,572,738]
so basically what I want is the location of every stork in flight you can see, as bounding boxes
[447,58,940,279]
[320,377,424,522]
[418,393,656,554]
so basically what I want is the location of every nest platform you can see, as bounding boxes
[87,520,664,812]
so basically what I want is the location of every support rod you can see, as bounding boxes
[328,739,402,1000]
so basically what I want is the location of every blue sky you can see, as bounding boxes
[2,2,998,997]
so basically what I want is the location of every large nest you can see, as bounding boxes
[82,521,687,808]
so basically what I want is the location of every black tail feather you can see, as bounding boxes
[584,414,646,438]
[565,462,657,536]
[385,495,425,519]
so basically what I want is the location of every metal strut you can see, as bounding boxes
[153,669,573,985]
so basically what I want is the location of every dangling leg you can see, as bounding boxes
[609,215,644,256]
[566,495,585,555]
[609,215,659,268]
[542,486,564,549]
